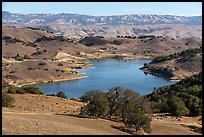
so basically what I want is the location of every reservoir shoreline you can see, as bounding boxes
[35,59,175,98]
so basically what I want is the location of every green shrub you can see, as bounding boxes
[22,86,43,94]
[61,70,65,73]
[167,96,190,116]
[187,96,202,115]
[80,90,102,102]
[154,101,170,113]
[15,88,25,94]
[106,87,149,118]
[46,94,56,96]
[13,53,23,61]
[70,97,79,101]
[7,86,42,94]
[7,86,17,94]
[80,91,109,117]
[106,87,140,118]
[150,47,201,64]
[124,110,152,133]
[56,91,67,99]
[187,85,202,98]
[2,92,15,107]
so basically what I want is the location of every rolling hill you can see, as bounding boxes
[2,11,202,39]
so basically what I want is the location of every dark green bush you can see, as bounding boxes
[7,86,26,94]
[70,97,80,101]
[15,88,25,94]
[187,96,202,115]
[106,87,141,118]
[2,92,15,107]
[22,86,43,94]
[167,96,189,117]
[61,70,65,73]
[146,72,202,116]
[80,90,102,102]
[7,86,17,94]
[124,109,151,133]
[150,47,201,64]
[13,53,23,61]
[154,101,170,113]
[80,91,109,117]
[46,94,56,96]
[56,91,67,99]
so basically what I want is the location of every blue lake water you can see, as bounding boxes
[36,59,174,98]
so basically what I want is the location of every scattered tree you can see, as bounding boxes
[56,91,67,99]
[2,92,15,107]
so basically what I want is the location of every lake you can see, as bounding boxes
[36,59,175,98]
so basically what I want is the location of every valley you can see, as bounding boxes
[2,5,202,135]
[2,25,202,88]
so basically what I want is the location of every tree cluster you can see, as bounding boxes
[7,86,43,95]
[145,72,202,116]
[150,47,202,64]
[79,87,152,133]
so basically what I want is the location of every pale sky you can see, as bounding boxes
[2,2,202,16]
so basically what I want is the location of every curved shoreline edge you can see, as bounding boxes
[18,75,88,87]
[17,57,152,87]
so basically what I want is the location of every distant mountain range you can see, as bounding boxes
[2,11,202,26]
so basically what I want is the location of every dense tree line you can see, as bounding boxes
[116,35,158,39]
[137,35,156,39]
[79,36,108,46]
[145,72,202,116]
[7,86,43,94]
[150,47,202,64]
[2,35,24,43]
[34,35,71,43]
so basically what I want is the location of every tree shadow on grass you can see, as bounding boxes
[181,124,202,134]
[111,125,138,135]
[55,113,97,119]
[98,116,123,123]
[55,113,140,135]
[55,113,124,123]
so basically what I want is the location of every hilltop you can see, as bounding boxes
[140,47,202,80]
[2,11,202,39]
[2,26,202,87]
[2,15,202,135]
[30,24,202,39]
[3,11,201,26]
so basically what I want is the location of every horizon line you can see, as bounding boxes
[3,11,202,17]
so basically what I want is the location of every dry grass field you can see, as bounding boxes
[2,94,202,135]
